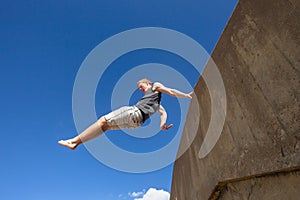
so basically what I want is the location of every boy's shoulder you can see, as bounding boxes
[152,82,165,92]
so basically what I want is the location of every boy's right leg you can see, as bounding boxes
[58,116,108,150]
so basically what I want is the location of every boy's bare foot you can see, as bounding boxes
[58,139,78,150]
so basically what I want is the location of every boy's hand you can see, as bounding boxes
[186,92,193,99]
[161,123,174,130]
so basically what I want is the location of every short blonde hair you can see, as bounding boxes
[137,78,152,85]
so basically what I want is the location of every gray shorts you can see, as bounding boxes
[104,106,144,130]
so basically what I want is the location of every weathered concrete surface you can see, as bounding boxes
[219,169,300,200]
[170,0,300,199]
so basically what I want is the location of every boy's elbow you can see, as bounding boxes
[169,90,175,96]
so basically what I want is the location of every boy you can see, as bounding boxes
[58,78,193,150]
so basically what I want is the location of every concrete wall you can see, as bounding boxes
[218,170,300,200]
[170,0,300,199]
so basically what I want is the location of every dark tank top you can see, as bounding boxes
[135,85,162,122]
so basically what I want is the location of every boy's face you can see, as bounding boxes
[137,82,150,93]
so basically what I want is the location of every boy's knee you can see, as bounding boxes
[97,116,109,131]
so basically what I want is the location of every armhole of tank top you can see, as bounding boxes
[151,83,159,93]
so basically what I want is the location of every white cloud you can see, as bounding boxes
[134,188,170,200]
[118,193,128,199]
[128,189,145,198]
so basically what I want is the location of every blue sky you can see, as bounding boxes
[0,0,237,199]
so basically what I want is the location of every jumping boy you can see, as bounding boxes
[58,78,193,150]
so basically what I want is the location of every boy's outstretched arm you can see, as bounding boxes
[153,82,193,99]
[158,105,173,130]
